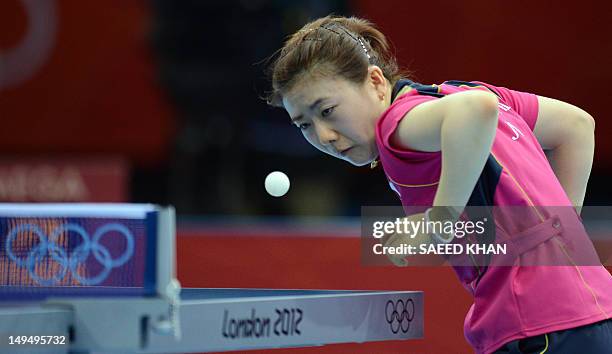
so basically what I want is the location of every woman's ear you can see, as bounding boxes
[367,66,388,101]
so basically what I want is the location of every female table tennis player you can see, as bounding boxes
[265,15,611,354]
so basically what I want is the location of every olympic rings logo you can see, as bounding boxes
[385,299,415,334]
[4,223,134,286]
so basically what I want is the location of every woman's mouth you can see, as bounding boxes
[339,147,353,156]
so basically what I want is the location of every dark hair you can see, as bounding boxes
[266,15,409,107]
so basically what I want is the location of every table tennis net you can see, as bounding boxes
[0,204,160,300]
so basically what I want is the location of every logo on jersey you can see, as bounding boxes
[498,103,511,112]
[505,121,524,141]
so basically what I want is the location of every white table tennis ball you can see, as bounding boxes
[265,171,290,197]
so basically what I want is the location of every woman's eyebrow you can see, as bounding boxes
[290,97,329,122]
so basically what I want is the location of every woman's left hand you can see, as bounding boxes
[381,213,430,267]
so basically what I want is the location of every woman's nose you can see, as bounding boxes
[314,122,337,146]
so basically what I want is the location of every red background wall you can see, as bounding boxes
[0,0,174,164]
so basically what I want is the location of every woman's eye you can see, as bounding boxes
[298,123,310,130]
[321,106,335,117]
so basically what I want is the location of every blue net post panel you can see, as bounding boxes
[0,203,177,300]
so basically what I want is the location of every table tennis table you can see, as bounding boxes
[1,288,423,353]
[0,204,424,353]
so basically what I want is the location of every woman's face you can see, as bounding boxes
[282,67,390,166]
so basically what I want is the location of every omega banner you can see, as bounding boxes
[361,206,612,267]
[0,157,128,202]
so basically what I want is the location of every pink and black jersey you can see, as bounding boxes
[375,79,612,354]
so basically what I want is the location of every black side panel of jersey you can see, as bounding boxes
[467,155,502,207]
[442,80,501,99]
[391,79,445,100]
[465,155,502,279]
